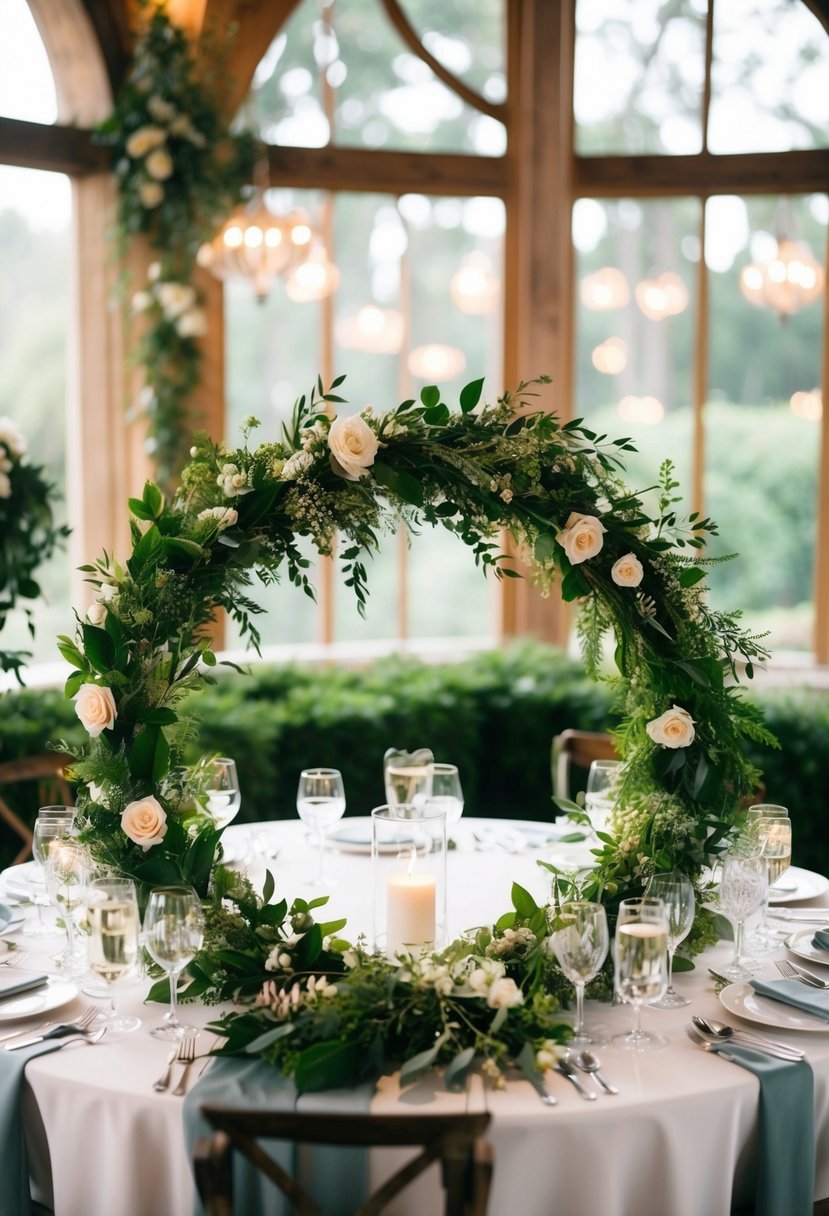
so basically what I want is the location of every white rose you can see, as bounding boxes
[155,282,196,319]
[486,977,524,1009]
[0,418,26,457]
[131,290,152,313]
[175,308,207,338]
[121,795,168,851]
[147,96,176,123]
[138,180,164,209]
[125,126,167,157]
[86,601,107,627]
[328,414,380,481]
[611,552,644,588]
[281,450,315,481]
[646,705,696,749]
[468,958,506,993]
[145,148,174,181]
[556,512,607,565]
[197,506,238,529]
[74,684,117,737]
[0,472,10,499]
[148,261,161,282]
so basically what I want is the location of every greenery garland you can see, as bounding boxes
[0,418,68,681]
[57,374,776,1084]
[97,3,254,489]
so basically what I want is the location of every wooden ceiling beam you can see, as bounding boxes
[200,0,303,119]
[77,0,133,96]
[0,116,109,175]
[574,149,829,198]
[266,143,508,197]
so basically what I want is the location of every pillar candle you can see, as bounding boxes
[386,872,436,957]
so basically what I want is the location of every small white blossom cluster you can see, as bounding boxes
[255,975,337,1019]
[0,418,26,499]
[197,506,238,530]
[485,926,536,957]
[300,419,330,454]
[216,462,251,497]
[123,99,206,210]
[488,473,514,505]
[281,450,315,481]
[264,933,303,972]
[132,264,207,339]
[467,958,524,1009]
[536,1039,566,1072]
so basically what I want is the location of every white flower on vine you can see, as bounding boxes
[147,96,176,123]
[176,308,208,338]
[145,148,174,181]
[486,977,524,1009]
[281,451,315,481]
[646,704,696,749]
[138,180,164,209]
[125,126,167,158]
[155,282,196,320]
[468,958,506,993]
[328,414,379,481]
[198,506,238,529]
[556,512,607,565]
[0,418,26,458]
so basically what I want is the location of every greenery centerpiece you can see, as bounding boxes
[58,374,773,1086]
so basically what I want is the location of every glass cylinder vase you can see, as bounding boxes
[371,803,446,960]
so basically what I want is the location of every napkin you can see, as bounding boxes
[0,1038,65,1216]
[707,1041,814,1216]
[183,1056,372,1216]
[0,904,19,934]
[811,929,829,952]
[0,973,49,1004]
[750,977,829,1021]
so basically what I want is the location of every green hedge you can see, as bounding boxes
[1,644,827,876]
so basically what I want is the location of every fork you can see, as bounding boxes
[6,1006,102,1051]
[0,1004,98,1047]
[172,1032,198,1096]
[776,959,829,989]
[0,951,28,967]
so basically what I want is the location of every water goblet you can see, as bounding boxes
[143,884,204,1040]
[611,896,669,1051]
[717,848,768,981]
[584,759,622,836]
[424,763,464,827]
[87,877,141,1033]
[28,812,76,936]
[645,871,695,1008]
[549,900,609,1050]
[297,768,346,887]
[43,837,90,977]
[743,803,789,951]
[204,757,241,830]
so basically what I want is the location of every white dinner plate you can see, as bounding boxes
[0,976,79,1022]
[327,820,415,855]
[2,861,40,898]
[785,928,829,968]
[768,866,829,905]
[719,980,829,1033]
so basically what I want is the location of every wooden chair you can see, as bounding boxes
[194,1107,493,1216]
[0,754,73,865]
[551,729,618,802]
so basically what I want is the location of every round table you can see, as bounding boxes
[2,817,829,1216]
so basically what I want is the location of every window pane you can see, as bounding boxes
[384,0,505,99]
[574,0,705,156]
[705,194,826,653]
[710,0,829,153]
[0,0,57,123]
[573,197,699,502]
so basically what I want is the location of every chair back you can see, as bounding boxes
[551,729,618,802]
[194,1106,492,1216]
[0,754,73,865]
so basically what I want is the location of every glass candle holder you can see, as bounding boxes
[371,804,446,960]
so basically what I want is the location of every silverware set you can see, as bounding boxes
[2,1006,104,1051]
[153,1030,199,1095]
[688,1014,804,1061]
[529,1051,620,1105]
[775,959,829,989]
[0,950,28,967]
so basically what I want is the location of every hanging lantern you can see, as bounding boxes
[197,195,320,302]
[739,238,823,318]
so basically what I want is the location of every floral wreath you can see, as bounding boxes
[97,3,254,489]
[58,375,775,1088]
[0,418,68,681]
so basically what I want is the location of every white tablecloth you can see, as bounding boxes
[3,817,829,1216]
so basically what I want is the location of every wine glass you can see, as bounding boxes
[297,768,346,887]
[757,815,792,941]
[425,763,464,827]
[87,877,141,1033]
[549,900,609,1050]
[743,804,789,950]
[645,871,695,1008]
[611,896,669,1051]
[584,760,622,835]
[43,837,90,977]
[204,757,241,829]
[143,885,204,1040]
[383,749,434,808]
[28,811,76,936]
[717,847,768,981]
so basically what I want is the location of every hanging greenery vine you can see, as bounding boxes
[98,2,254,490]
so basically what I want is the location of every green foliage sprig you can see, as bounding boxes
[0,418,68,681]
[98,2,254,489]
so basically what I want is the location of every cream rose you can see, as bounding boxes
[328,414,380,481]
[155,282,196,319]
[556,512,607,565]
[0,472,10,499]
[611,552,644,588]
[74,684,117,737]
[86,600,107,627]
[646,705,696,749]
[125,126,167,157]
[121,795,168,851]
[175,308,207,338]
[145,148,174,181]
[138,180,164,209]
[486,977,524,1009]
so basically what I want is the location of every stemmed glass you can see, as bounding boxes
[745,804,790,949]
[425,763,464,827]
[87,877,141,1033]
[584,760,622,835]
[549,900,609,1051]
[143,885,204,1040]
[383,749,433,808]
[611,896,669,1051]
[28,809,76,936]
[756,815,792,943]
[646,871,695,1008]
[204,757,241,829]
[297,768,346,887]
[43,837,90,977]
[717,847,768,981]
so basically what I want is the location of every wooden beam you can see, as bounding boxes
[0,117,109,175]
[266,144,508,198]
[29,0,114,125]
[814,225,829,664]
[574,150,829,199]
[76,0,133,96]
[202,0,304,119]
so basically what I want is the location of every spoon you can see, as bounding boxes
[691,1015,804,1060]
[573,1050,618,1095]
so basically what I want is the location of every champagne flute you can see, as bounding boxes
[549,900,609,1050]
[755,815,792,943]
[717,847,768,981]
[297,768,346,887]
[584,760,622,836]
[645,871,695,1008]
[383,750,433,808]
[43,837,90,977]
[28,812,76,936]
[143,885,204,1040]
[204,757,241,829]
[87,877,141,1033]
[744,804,789,948]
[424,763,464,827]
[611,896,669,1051]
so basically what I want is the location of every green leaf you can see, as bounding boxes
[420,385,440,408]
[295,1040,362,1093]
[459,377,484,413]
[64,671,84,698]
[81,624,116,675]
[182,827,218,892]
[534,533,556,563]
[400,1031,450,1087]
[57,636,85,668]
[127,523,163,578]
[132,856,182,885]
[127,725,161,780]
[128,497,155,521]
[143,481,163,517]
[561,567,591,602]
[511,882,539,920]
[261,869,275,906]
[162,537,204,562]
[244,1023,296,1054]
[141,708,178,725]
[371,461,424,508]
[678,566,706,588]
[444,1046,476,1092]
[423,404,450,426]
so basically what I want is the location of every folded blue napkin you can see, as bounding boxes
[0,904,19,934]
[183,1056,372,1216]
[750,977,829,1021]
[812,929,829,951]
[709,1041,814,1216]
[0,1038,65,1216]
